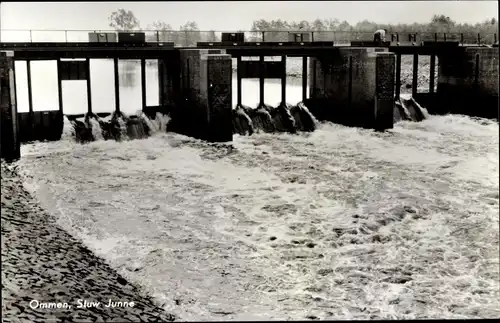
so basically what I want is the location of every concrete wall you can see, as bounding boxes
[0,51,20,161]
[307,48,395,130]
[201,55,233,142]
[178,49,223,100]
[437,47,499,118]
[158,52,180,107]
[167,49,233,142]
[375,53,396,130]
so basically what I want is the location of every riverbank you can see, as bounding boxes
[1,162,176,322]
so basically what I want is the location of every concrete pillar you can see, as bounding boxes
[309,56,323,99]
[158,52,180,107]
[395,53,402,99]
[0,51,20,161]
[307,48,394,129]
[374,52,396,131]
[437,47,499,119]
[175,49,233,142]
[201,54,233,142]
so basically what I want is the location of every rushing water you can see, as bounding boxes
[7,54,499,320]
[13,111,500,320]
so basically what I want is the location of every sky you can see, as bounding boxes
[1,1,498,33]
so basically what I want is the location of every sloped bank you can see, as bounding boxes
[1,162,176,323]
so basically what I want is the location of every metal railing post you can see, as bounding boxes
[460,33,464,45]
[156,30,159,42]
[65,30,68,42]
[29,30,32,42]
[477,33,481,44]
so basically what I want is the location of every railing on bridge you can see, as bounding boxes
[1,29,498,47]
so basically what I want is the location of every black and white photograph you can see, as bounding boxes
[1,0,499,321]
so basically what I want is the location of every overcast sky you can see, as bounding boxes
[1,1,498,32]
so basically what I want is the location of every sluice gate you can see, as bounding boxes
[1,31,498,161]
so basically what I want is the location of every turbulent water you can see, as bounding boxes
[59,95,429,143]
[12,112,499,320]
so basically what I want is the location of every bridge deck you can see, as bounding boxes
[0,40,482,59]
[0,42,176,59]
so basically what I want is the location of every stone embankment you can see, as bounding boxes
[1,163,176,322]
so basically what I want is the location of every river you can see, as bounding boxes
[8,54,499,321]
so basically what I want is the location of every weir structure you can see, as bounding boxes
[1,30,498,160]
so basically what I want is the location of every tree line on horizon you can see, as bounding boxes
[108,9,499,45]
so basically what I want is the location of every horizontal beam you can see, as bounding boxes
[0,42,175,50]
[225,48,340,57]
[11,47,459,60]
[350,41,391,47]
[65,112,112,120]
[3,40,469,59]
[197,41,335,48]
[8,50,180,60]
[388,44,462,55]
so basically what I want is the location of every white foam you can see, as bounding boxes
[61,116,75,141]
[154,112,171,132]
[116,116,128,140]
[411,98,430,119]
[14,113,499,320]
[102,114,112,122]
[135,111,157,134]
[88,117,104,141]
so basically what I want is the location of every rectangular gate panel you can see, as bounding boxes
[17,111,63,143]
[17,113,33,142]
[41,111,62,141]
[239,61,286,79]
[32,111,44,141]
[58,60,88,80]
